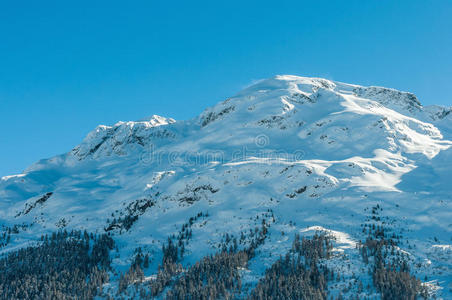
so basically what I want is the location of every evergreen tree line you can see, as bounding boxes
[163,217,271,299]
[146,237,184,297]
[146,212,214,297]
[117,214,272,299]
[0,223,31,248]
[117,230,187,296]
[117,246,151,294]
[166,250,249,299]
[249,233,334,300]
[358,210,428,300]
[0,230,114,300]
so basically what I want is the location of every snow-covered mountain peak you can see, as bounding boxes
[60,75,451,166]
[1,75,452,298]
[71,115,176,160]
[199,75,337,128]
[135,114,176,125]
[233,75,422,114]
[351,85,422,114]
[60,74,451,168]
[198,76,449,159]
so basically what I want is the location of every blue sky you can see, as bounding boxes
[1,0,451,176]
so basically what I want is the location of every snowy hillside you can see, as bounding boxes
[1,75,451,299]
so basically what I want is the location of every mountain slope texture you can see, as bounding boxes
[1,75,452,299]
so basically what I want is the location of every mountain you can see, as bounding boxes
[1,75,451,299]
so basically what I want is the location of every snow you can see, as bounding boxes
[0,75,451,298]
[1,174,26,181]
[300,225,357,251]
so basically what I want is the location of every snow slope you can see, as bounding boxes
[1,75,451,298]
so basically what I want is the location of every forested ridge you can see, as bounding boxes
[0,230,114,300]
[0,207,430,299]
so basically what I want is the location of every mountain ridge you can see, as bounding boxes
[1,75,451,299]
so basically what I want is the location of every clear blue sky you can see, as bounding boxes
[1,0,451,177]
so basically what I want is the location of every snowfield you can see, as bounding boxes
[1,75,451,298]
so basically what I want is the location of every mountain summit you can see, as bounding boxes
[1,75,451,298]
